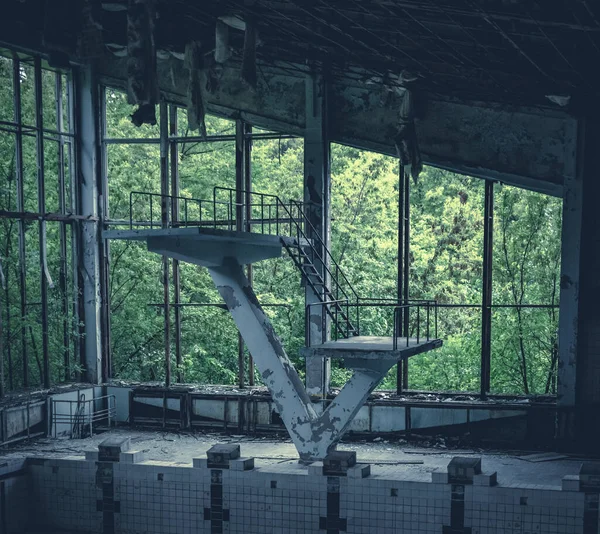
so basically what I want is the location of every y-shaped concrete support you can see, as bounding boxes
[209,258,396,461]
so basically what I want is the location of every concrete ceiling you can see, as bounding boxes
[1,0,583,196]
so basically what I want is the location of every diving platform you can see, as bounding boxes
[301,336,443,360]
[103,226,310,267]
[103,188,443,461]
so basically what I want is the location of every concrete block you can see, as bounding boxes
[323,450,356,475]
[230,457,254,471]
[98,436,130,462]
[308,462,323,476]
[119,451,145,464]
[207,443,240,468]
[347,464,370,479]
[193,458,208,469]
[431,470,449,484]
[579,462,600,490]
[474,472,497,487]
[84,450,99,462]
[448,457,481,483]
[562,475,581,492]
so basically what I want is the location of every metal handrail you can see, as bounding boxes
[51,394,116,438]
[129,191,231,230]
[305,300,438,348]
[214,187,360,336]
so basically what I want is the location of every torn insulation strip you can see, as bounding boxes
[242,17,258,88]
[184,41,208,138]
[215,19,230,64]
[127,0,159,126]
[394,87,423,182]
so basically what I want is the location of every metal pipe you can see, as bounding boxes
[34,57,51,389]
[13,54,28,389]
[159,101,171,388]
[235,119,245,388]
[402,162,410,390]
[396,162,405,393]
[169,105,182,383]
[56,73,71,382]
[244,123,255,384]
[480,179,494,398]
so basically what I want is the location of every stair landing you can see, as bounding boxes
[301,336,442,361]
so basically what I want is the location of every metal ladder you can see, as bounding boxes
[280,200,359,341]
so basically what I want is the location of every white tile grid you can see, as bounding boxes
[7,456,595,534]
[464,484,586,534]
[116,462,210,534]
[28,459,100,533]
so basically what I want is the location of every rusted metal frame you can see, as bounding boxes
[102,132,295,145]
[480,179,494,398]
[159,101,171,388]
[396,162,405,393]
[402,164,410,390]
[2,247,11,393]
[0,211,95,222]
[396,164,410,393]
[99,85,112,382]
[0,119,76,138]
[235,119,246,388]
[34,56,51,389]
[169,105,182,383]
[244,122,254,386]
[56,73,71,382]
[65,69,81,383]
[13,54,29,389]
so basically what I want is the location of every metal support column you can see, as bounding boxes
[74,66,103,384]
[98,86,111,381]
[169,105,182,382]
[56,73,71,382]
[12,54,28,389]
[396,164,409,393]
[480,180,494,398]
[396,164,410,393]
[304,69,331,396]
[235,119,245,388]
[556,118,594,447]
[34,57,50,389]
[159,101,171,387]
[244,122,254,386]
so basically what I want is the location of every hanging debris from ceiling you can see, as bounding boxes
[215,14,259,88]
[127,0,158,126]
[215,19,231,64]
[242,17,258,88]
[392,72,423,182]
[184,41,208,138]
[78,0,104,60]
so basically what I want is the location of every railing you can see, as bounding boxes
[213,187,360,336]
[51,394,116,438]
[129,191,232,230]
[305,299,438,348]
[125,189,440,347]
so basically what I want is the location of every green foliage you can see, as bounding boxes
[0,67,563,395]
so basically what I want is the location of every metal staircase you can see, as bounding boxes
[107,188,442,461]
[211,190,360,342]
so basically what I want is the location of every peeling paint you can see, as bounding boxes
[218,285,241,310]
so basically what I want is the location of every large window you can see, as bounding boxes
[0,52,78,392]
[102,93,305,385]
